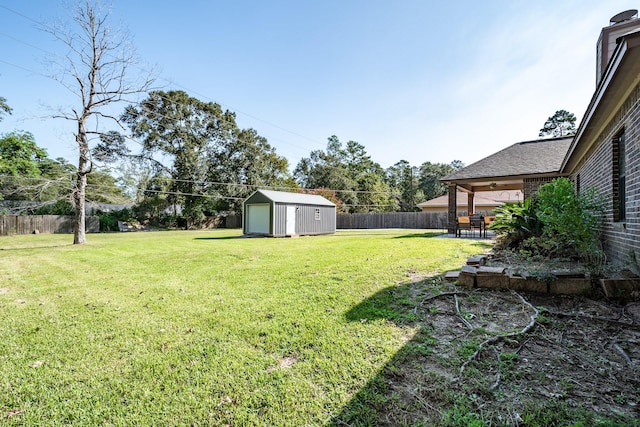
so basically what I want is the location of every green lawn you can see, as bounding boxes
[0,229,488,425]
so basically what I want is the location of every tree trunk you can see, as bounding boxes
[73,126,89,245]
[73,170,87,244]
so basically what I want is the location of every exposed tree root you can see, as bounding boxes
[452,291,539,383]
[612,342,633,367]
[419,291,467,306]
[546,309,640,328]
[489,347,501,391]
[454,293,474,330]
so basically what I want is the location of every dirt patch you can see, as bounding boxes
[332,279,640,425]
[266,355,297,373]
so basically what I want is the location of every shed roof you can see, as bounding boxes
[441,136,573,182]
[249,189,336,207]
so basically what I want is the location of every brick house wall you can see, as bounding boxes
[572,81,640,271]
[523,177,556,200]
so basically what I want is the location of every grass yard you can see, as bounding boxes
[0,229,488,425]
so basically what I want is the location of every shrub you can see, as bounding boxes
[533,178,605,262]
[489,198,542,248]
[490,178,605,266]
[95,208,136,232]
[31,200,75,215]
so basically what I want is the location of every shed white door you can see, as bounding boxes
[285,205,296,235]
[246,204,270,234]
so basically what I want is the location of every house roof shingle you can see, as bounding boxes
[441,136,573,182]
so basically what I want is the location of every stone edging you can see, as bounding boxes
[445,255,640,299]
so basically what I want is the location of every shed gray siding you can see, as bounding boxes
[272,203,336,236]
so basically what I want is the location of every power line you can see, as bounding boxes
[0,173,398,197]
[0,4,327,156]
[0,34,320,160]
[0,6,405,206]
[0,174,402,209]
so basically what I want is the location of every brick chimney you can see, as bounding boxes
[596,9,640,86]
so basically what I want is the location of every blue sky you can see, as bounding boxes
[1,0,638,171]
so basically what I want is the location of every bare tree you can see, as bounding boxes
[46,0,153,244]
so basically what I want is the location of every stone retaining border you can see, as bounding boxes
[445,255,640,299]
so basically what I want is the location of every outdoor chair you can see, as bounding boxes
[483,216,496,238]
[470,215,484,238]
[456,216,471,237]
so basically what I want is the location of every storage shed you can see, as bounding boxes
[243,189,336,237]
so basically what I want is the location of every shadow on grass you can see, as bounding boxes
[193,235,258,241]
[0,243,73,251]
[328,275,454,426]
[393,231,447,239]
[335,230,445,238]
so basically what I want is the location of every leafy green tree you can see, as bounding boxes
[207,127,291,212]
[86,169,129,204]
[30,157,75,204]
[340,139,393,212]
[118,90,236,227]
[355,172,397,212]
[385,160,420,211]
[417,161,463,201]
[294,138,357,210]
[0,131,48,203]
[0,130,126,207]
[112,90,290,226]
[133,173,175,224]
[0,131,47,176]
[294,136,395,212]
[539,110,577,137]
[0,96,11,121]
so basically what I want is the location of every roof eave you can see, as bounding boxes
[440,171,567,185]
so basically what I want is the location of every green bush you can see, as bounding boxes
[95,208,136,232]
[533,178,605,261]
[31,200,75,215]
[489,198,542,247]
[490,178,605,265]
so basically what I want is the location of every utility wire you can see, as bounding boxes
[1,174,399,198]
[0,4,326,155]
[0,7,405,206]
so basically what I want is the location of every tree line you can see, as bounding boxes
[1,90,463,223]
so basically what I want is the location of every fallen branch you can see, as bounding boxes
[420,291,467,305]
[453,291,538,383]
[612,342,633,367]
[454,294,474,330]
[489,347,501,391]
[408,389,443,417]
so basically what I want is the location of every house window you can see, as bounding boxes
[613,131,626,222]
[314,208,321,220]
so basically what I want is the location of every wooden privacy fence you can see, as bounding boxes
[223,214,242,228]
[0,215,100,236]
[337,212,449,230]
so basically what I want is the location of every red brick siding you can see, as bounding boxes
[573,82,640,271]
